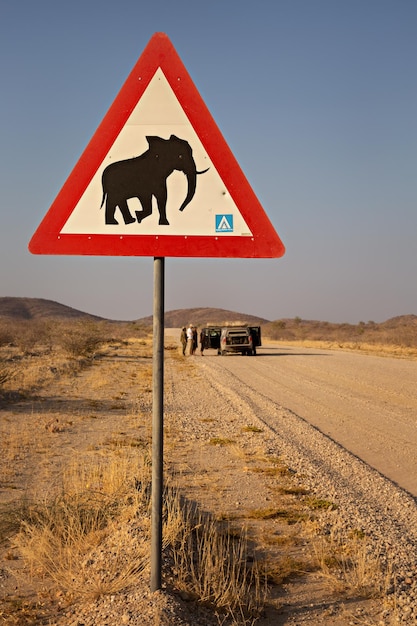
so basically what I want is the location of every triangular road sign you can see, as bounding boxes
[29,33,285,258]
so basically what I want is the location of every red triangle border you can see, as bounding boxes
[29,33,285,259]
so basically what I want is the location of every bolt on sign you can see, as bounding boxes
[29,32,285,259]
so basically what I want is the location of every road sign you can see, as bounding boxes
[29,32,285,258]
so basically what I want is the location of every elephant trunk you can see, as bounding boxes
[179,167,197,212]
[179,166,209,212]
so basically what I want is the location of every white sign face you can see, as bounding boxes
[61,69,253,238]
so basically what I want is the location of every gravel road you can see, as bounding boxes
[197,342,417,497]
[165,333,417,621]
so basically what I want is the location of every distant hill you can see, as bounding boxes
[0,298,267,326]
[378,314,417,329]
[0,297,105,321]
[138,307,270,328]
[1,299,415,348]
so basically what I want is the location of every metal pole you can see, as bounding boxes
[150,256,165,591]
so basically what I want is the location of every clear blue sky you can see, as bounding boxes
[1,0,416,323]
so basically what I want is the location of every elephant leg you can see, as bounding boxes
[135,196,152,223]
[156,187,169,225]
[117,199,136,225]
[105,199,119,225]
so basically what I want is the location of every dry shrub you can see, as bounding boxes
[57,321,104,358]
[54,320,152,360]
[166,490,266,623]
[118,321,152,340]
[310,523,387,597]
[0,364,16,389]
[12,453,151,600]
[0,321,14,347]
[0,319,54,355]
[16,494,149,599]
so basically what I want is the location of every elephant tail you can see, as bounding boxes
[100,191,106,209]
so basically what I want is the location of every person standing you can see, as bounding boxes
[199,328,205,355]
[180,327,187,355]
[192,326,198,355]
[186,324,193,355]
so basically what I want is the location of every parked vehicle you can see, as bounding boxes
[201,325,261,356]
[200,326,222,353]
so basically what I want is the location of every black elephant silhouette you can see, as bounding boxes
[100,135,209,226]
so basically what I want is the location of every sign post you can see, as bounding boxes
[29,32,285,592]
[151,257,164,591]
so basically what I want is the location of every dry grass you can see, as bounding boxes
[309,522,390,597]
[12,454,151,601]
[241,425,263,434]
[249,465,291,478]
[166,492,267,623]
[244,507,309,526]
[209,437,236,446]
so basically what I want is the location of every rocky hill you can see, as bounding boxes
[137,307,269,328]
[0,299,267,326]
[0,297,105,321]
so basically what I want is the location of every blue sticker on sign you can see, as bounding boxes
[215,214,234,233]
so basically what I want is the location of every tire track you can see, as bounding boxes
[193,356,417,558]
[196,346,417,496]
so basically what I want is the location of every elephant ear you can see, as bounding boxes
[146,136,167,152]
